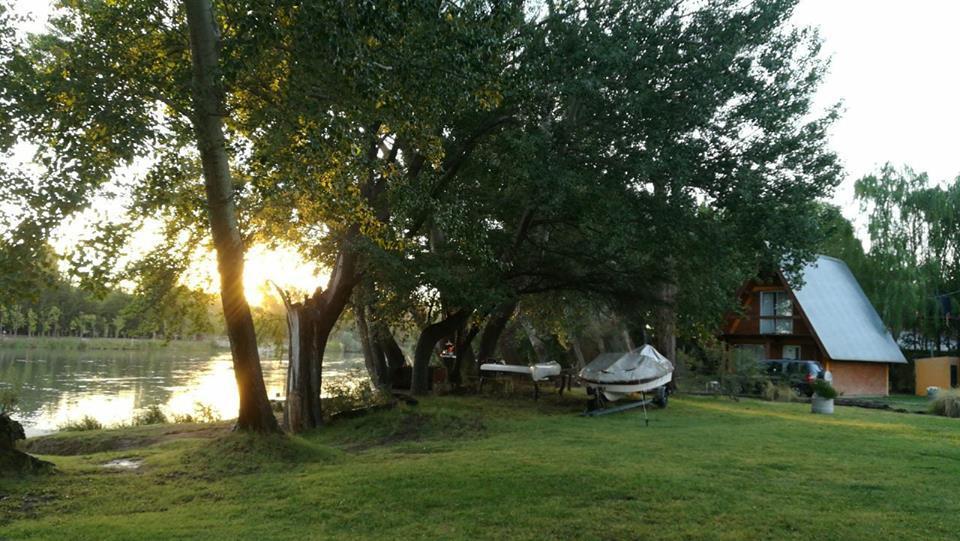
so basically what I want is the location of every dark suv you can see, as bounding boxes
[757,360,827,396]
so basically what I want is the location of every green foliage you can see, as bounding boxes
[817,204,869,272]
[762,381,800,402]
[59,415,104,432]
[675,340,727,380]
[812,379,838,400]
[171,402,222,424]
[7,0,842,399]
[322,371,389,417]
[718,349,766,396]
[1,275,213,340]
[838,165,960,349]
[0,387,16,414]
[929,389,960,418]
[132,405,168,426]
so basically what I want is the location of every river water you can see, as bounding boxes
[0,343,365,437]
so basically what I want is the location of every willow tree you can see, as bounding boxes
[854,165,960,348]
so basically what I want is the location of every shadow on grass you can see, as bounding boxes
[313,404,487,452]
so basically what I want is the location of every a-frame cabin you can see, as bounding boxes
[721,256,906,396]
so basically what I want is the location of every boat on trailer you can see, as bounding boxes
[579,345,674,417]
[478,361,567,399]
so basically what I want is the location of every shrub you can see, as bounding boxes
[762,381,799,402]
[812,379,838,399]
[0,388,17,415]
[323,370,389,416]
[193,402,221,423]
[929,389,960,418]
[717,350,766,396]
[171,402,222,424]
[59,415,104,432]
[132,405,168,426]
[171,413,195,424]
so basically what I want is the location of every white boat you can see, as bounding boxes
[479,361,562,382]
[579,345,674,402]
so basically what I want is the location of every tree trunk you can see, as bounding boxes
[412,309,471,395]
[1,414,53,473]
[376,322,407,386]
[279,246,360,432]
[313,246,360,384]
[622,328,635,351]
[654,278,678,390]
[185,0,278,432]
[571,335,587,372]
[519,314,550,364]
[355,301,388,388]
[280,296,321,432]
[476,300,517,363]
[452,323,480,386]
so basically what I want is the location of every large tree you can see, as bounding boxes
[231,1,528,415]
[5,0,530,429]
[533,0,840,362]
[366,0,842,390]
[6,0,282,430]
[184,0,277,431]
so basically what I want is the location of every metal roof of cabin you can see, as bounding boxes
[791,255,907,364]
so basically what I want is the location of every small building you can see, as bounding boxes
[721,255,907,396]
[915,357,960,396]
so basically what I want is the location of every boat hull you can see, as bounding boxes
[582,373,673,401]
[479,362,561,382]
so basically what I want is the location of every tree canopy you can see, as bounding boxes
[2,0,844,425]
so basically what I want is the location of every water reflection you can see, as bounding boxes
[0,347,365,436]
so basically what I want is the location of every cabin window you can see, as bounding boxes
[782,345,801,360]
[759,291,793,334]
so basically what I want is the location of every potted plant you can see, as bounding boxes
[811,379,837,414]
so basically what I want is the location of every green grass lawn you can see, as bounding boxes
[3,394,960,540]
[855,394,933,413]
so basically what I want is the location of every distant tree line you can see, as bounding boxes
[0,277,214,340]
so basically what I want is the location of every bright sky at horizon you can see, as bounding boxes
[792,0,960,218]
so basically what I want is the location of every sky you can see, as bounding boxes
[7,0,960,300]
[791,0,960,215]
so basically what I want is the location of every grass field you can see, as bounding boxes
[2,394,960,540]
[855,394,932,413]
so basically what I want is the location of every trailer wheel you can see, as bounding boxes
[654,386,668,408]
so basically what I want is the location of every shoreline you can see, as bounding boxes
[0,335,227,352]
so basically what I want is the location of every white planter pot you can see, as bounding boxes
[811,395,834,415]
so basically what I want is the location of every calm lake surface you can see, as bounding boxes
[0,343,365,437]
